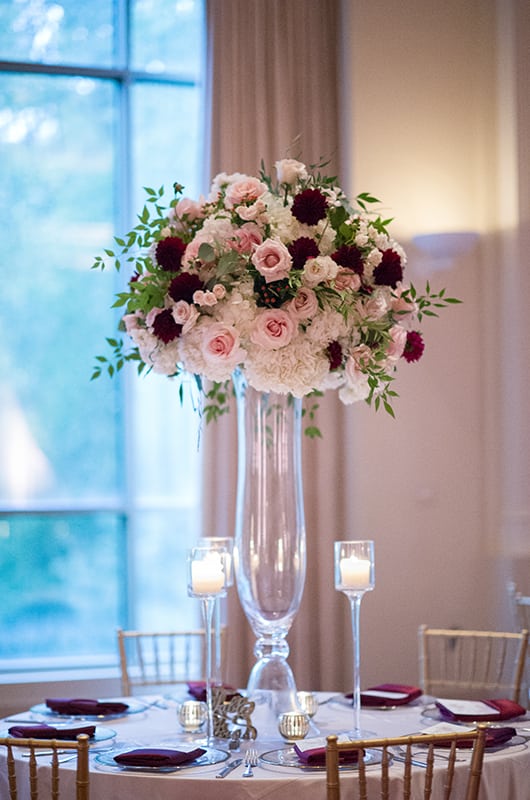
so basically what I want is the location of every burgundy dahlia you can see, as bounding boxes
[327,340,343,370]
[152,308,182,343]
[288,237,320,270]
[291,188,328,226]
[331,244,364,276]
[155,236,186,272]
[373,249,403,288]
[403,330,425,363]
[168,272,204,304]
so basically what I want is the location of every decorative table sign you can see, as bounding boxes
[212,688,257,741]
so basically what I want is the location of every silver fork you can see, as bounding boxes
[242,748,258,777]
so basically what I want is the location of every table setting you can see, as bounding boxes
[2,683,529,800]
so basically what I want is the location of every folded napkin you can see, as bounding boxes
[187,681,238,702]
[357,683,423,707]
[114,747,205,768]
[8,723,96,740]
[45,698,129,716]
[435,698,526,722]
[294,737,363,766]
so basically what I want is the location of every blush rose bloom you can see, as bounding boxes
[225,176,267,208]
[334,268,361,292]
[391,287,418,323]
[232,222,263,254]
[275,158,308,186]
[174,196,204,222]
[251,308,296,350]
[287,286,319,320]
[172,300,199,333]
[251,238,292,283]
[385,325,407,361]
[202,322,243,365]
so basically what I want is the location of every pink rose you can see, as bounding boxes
[174,196,204,222]
[391,288,418,322]
[287,287,319,320]
[251,308,296,350]
[202,323,242,364]
[172,301,199,333]
[386,325,407,361]
[225,177,267,208]
[232,222,263,254]
[251,238,292,283]
[334,268,361,292]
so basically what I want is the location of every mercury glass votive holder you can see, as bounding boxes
[178,700,208,733]
[278,711,310,741]
[297,691,319,718]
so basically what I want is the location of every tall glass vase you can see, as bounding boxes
[233,370,306,716]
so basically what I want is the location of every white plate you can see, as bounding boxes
[30,700,147,721]
[2,726,116,745]
[95,745,229,773]
[259,746,383,771]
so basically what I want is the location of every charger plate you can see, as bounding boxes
[95,745,229,773]
[259,746,383,771]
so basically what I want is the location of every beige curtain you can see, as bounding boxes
[201,0,354,691]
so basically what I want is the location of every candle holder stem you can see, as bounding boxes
[213,598,222,684]
[348,591,364,736]
[200,596,216,744]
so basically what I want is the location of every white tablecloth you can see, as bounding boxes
[1,693,529,800]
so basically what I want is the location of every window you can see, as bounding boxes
[0,0,204,676]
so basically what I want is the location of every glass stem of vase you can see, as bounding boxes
[349,592,364,735]
[200,596,216,743]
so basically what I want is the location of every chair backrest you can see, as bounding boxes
[326,725,487,800]
[0,734,90,800]
[117,627,226,695]
[418,625,529,704]
[507,582,530,706]
[508,581,530,631]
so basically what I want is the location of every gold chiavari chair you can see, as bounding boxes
[507,582,530,706]
[326,725,487,800]
[0,733,90,800]
[418,625,528,704]
[117,627,227,696]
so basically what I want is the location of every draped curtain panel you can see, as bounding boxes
[202,0,354,691]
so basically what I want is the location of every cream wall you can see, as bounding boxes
[336,0,530,687]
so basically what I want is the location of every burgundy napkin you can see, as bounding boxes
[8,723,96,740]
[425,727,516,749]
[114,747,205,767]
[435,698,526,722]
[45,698,129,716]
[294,741,362,766]
[357,683,423,707]
[187,681,238,702]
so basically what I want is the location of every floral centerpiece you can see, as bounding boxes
[93,158,459,433]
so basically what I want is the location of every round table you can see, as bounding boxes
[1,692,529,800]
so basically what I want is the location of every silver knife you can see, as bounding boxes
[216,757,243,778]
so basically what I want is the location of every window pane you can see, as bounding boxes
[0,513,126,663]
[131,0,203,78]
[132,509,200,630]
[0,0,115,68]
[0,72,122,505]
[132,81,202,206]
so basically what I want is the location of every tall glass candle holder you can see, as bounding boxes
[187,545,229,744]
[334,540,375,736]
[198,536,234,685]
